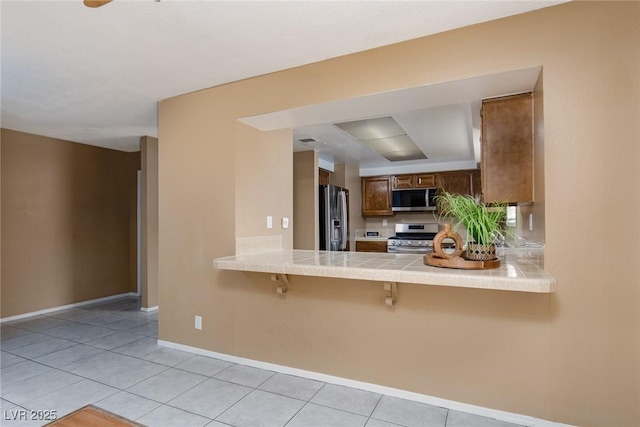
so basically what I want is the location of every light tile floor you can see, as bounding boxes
[1,297,524,427]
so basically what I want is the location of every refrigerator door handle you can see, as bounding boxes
[338,190,348,250]
[324,186,331,251]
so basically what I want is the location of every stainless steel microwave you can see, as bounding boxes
[392,188,438,212]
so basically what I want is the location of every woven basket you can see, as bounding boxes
[465,243,497,261]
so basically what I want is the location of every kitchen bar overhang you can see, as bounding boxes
[213,249,556,305]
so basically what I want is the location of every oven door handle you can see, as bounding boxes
[387,246,433,253]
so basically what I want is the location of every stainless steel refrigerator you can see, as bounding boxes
[319,184,349,251]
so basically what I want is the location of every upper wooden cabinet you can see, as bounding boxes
[393,173,436,189]
[481,92,533,203]
[393,174,413,189]
[415,173,436,188]
[361,176,393,216]
[318,168,331,186]
[437,170,480,199]
[362,171,479,216]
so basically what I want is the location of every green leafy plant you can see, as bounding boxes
[436,191,508,246]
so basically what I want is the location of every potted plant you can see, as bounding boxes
[436,191,508,261]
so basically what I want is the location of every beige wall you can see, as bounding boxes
[158,3,640,425]
[293,151,318,250]
[1,129,140,317]
[235,123,293,248]
[141,136,159,309]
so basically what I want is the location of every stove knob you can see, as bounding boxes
[418,241,424,246]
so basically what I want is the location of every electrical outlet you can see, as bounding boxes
[382,219,388,226]
[194,315,202,330]
[281,217,289,229]
[267,216,273,229]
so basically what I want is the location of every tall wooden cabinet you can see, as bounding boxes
[319,168,331,186]
[361,175,393,216]
[481,92,533,203]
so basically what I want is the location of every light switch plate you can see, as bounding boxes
[267,216,273,229]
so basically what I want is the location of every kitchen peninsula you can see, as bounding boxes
[214,248,556,294]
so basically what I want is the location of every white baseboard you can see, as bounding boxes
[140,305,158,313]
[0,292,139,323]
[158,340,573,427]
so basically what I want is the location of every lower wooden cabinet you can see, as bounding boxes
[355,241,387,253]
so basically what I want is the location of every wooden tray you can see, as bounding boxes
[424,252,500,270]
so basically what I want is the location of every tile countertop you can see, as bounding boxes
[213,250,556,293]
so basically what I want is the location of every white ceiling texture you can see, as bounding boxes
[2,0,564,170]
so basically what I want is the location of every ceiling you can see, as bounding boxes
[240,66,542,175]
[1,0,564,153]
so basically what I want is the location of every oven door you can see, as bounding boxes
[387,245,433,254]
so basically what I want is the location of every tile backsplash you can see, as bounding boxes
[363,212,544,267]
[364,212,441,233]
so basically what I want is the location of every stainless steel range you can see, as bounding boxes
[387,223,440,254]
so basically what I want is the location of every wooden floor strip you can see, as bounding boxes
[45,405,143,427]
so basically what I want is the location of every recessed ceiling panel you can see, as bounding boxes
[360,135,419,153]
[334,117,427,162]
[383,150,428,162]
[335,117,405,140]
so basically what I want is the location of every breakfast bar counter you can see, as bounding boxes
[213,249,556,294]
